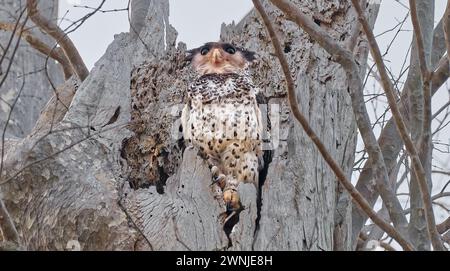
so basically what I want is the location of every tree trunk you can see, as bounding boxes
[0,0,375,250]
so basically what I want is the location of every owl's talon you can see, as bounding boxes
[221,205,245,225]
[226,202,231,213]
[223,188,241,213]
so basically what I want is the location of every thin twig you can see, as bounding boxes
[73,5,128,14]
[434,171,450,177]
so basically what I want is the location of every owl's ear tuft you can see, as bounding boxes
[240,49,257,62]
[184,48,198,62]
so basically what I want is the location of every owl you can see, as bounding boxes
[181,42,263,216]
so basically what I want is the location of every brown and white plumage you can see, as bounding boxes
[182,42,262,213]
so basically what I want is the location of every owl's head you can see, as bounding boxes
[186,42,256,75]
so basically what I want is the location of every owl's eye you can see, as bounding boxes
[200,47,209,55]
[225,46,236,54]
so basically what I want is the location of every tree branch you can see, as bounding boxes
[409,0,432,79]
[352,0,445,250]
[267,0,411,245]
[444,0,450,63]
[437,217,450,234]
[0,22,72,79]
[352,17,445,243]
[408,0,436,250]
[353,48,449,244]
[346,0,367,52]
[254,0,413,251]
[26,0,89,81]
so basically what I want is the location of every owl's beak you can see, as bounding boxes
[211,49,223,64]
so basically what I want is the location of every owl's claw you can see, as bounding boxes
[223,209,240,225]
[226,202,233,213]
[221,203,244,225]
[223,188,241,213]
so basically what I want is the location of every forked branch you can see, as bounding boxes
[26,0,89,81]
[0,22,72,79]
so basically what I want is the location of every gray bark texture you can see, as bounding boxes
[0,0,369,250]
[0,0,63,139]
[407,0,434,251]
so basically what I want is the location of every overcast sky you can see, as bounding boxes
[58,0,449,229]
[59,0,253,69]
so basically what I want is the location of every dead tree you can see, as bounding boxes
[1,0,383,250]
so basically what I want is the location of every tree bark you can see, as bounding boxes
[0,0,375,250]
[408,0,434,251]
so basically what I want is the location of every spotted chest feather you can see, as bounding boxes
[187,73,257,104]
[181,72,263,182]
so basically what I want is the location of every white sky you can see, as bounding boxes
[58,0,253,69]
[58,0,450,246]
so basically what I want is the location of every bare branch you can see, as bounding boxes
[346,0,366,52]
[409,0,432,78]
[407,0,435,251]
[444,0,450,63]
[26,0,89,80]
[0,22,72,79]
[0,7,26,69]
[353,9,449,247]
[433,100,450,122]
[268,0,411,245]
[0,14,28,91]
[351,0,445,251]
[432,55,449,91]
[437,217,450,234]
[433,170,450,177]
[254,0,413,251]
